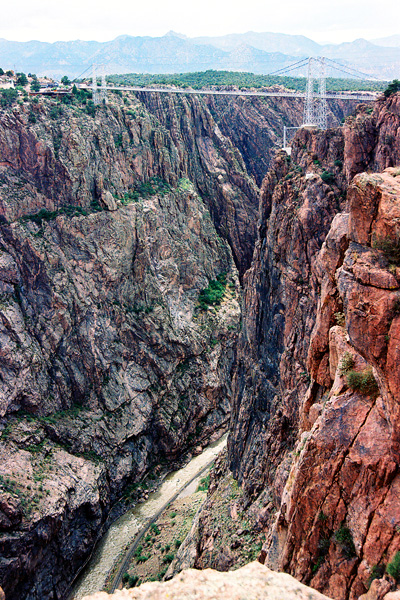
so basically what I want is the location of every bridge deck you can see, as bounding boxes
[77,84,377,101]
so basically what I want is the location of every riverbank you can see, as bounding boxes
[114,483,208,589]
[69,435,227,599]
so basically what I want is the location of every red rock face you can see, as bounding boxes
[269,173,400,599]
[344,95,400,182]
[228,94,400,600]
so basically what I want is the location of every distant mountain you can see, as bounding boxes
[371,34,400,47]
[0,31,398,80]
[0,33,300,79]
[0,38,102,77]
[321,39,400,79]
[192,31,321,56]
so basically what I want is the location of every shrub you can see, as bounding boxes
[197,474,210,492]
[321,171,335,184]
[346,368,379,398]
[0,88,18,107]
[150,523,160,535]
[162,553,174,564]
[16,72,28,87]
[339,352,355,375]
[373,235,400,266]
[334,159,343,168]
[386,551,400,581]
[136,554,150,563]
[20,205,89,225]
[127,574,139,587]
[50,105,63,119]
[114,133,123,148]
[197,273,227,310]
[31,79,41,92]
[369,564,385,587]
[335,525,356,558]
[86,101,96,117]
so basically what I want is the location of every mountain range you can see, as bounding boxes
[1,30,400,80]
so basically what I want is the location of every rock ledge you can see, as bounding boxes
[82,562,332,600]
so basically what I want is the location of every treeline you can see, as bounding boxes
[106,70,387,92]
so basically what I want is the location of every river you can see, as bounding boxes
[68,434,227,599]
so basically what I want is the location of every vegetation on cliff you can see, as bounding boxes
[107,70,386,93]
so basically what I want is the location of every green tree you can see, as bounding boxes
[31,77,41,92]
[384,79,400,97]
[0,89,18,107]
[6,70,13,77]
[61,75,71,86]
[16,72,28,86]
[0,68,4,76]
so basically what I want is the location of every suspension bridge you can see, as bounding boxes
[35,56,380,141]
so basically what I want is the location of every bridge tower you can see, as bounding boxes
[99,64,108,104]
[92,64,99,104]
[91,64,107,105]
[302,57,327,129]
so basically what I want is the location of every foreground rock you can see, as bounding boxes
[81,562,332,600]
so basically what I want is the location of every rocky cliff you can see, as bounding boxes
[0,84,375,600]
[0,88,316,600]
[221,94,400,599]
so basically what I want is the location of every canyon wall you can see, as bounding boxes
[0,86,369,600]
[0,92,255,600]
[225,95,400,599]
[0,89,313,599]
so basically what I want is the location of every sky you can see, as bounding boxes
[1,0,400,44]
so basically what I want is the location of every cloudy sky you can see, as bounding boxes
[2,0,399,44]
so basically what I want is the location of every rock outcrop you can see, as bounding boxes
[81,561,332,600]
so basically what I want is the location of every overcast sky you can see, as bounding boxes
[1,0,399,44]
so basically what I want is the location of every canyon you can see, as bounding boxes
[0,83,399,600]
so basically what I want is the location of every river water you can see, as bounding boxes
[68,434,227,599]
